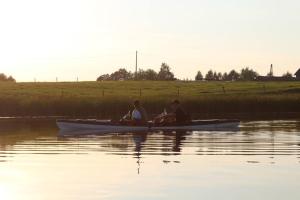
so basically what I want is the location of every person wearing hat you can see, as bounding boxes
[170,100,190,125]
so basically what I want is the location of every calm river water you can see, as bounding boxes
[0,120,300,200]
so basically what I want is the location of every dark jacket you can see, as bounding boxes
[174,107,189,124]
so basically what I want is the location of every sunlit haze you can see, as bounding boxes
[1,0,300,82]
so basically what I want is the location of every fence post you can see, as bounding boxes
[263,84,266,93]
[222,86,226,94]
[102,89,105,97]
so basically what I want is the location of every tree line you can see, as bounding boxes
[97,63,176,81]
[97,65,294,82]
[195,68,294,81]
[0,73,16,82]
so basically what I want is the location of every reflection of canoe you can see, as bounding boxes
[57,119,240,134]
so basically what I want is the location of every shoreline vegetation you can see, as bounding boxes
[0,81,300,119]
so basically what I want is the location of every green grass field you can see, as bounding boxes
[0,81,300,118]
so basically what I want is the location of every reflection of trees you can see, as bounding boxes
[0,120,57,162]
[0,120,56,150]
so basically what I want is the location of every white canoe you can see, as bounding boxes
[57,119,240,135]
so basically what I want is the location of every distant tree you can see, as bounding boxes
[282,72,293,78]
[222,72,229,81]
[98,68,159,81]
[213,71,218,80]
[110,68,133,81]
[7,76,16,82]
[227,70,240,81]
[0,73,16,82]
[137,69,146,80]
[137,69,158,80]
[157,63,175,81]
[97,74,110,81]
[144,69,158,80]
[240,67,259,81]
[0,73,8,81]
[217,72,223,81]
[195,71,203,81]
[205,70,214,81]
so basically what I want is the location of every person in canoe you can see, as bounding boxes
[154,100,190,126]
[120,100,148,125]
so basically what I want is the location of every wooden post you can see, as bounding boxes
[139,88,142,97]
[263,84,266,93]
[222,86,226,94]
[102,89,105,97]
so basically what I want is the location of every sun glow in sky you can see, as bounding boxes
[0,0,300,81]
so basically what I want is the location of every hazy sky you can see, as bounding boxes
[0,0,300,81]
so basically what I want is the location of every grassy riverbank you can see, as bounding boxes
[0,81,300,118]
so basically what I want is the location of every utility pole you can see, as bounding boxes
[135,51,138,80]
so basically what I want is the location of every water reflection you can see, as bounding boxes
[131,131,191,174]
[132,132,147,174]
[0,120,300,158]
[0,120,300,200]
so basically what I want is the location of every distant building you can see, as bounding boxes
[256,76,296,81]
[256,65,298,81]
[295,69,300,79]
